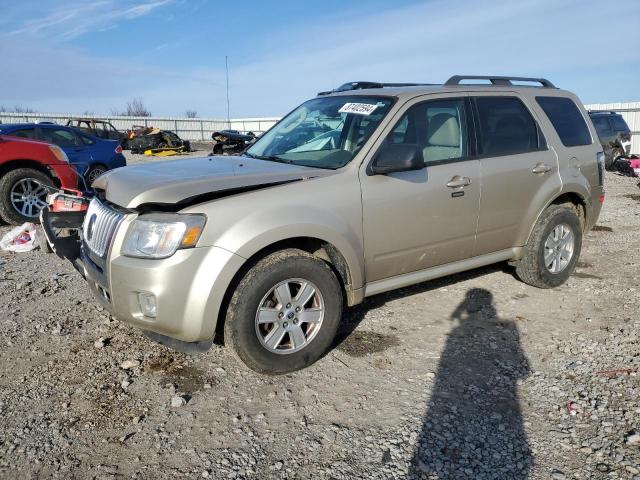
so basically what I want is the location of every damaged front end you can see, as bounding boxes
[39,189,92,276]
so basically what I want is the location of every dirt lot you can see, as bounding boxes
[0,162,639,479]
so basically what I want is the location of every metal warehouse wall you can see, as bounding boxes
[585,102,640,154]
[0,112,280,141]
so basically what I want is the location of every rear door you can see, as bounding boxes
[360,95,481,282]
[472,94,561,255]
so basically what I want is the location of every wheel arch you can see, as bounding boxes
[0,160,60,187]
[523,189,588,248]
[213,236,360,343]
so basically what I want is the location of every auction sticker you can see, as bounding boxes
[339,103,378,115]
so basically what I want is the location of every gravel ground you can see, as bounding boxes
[0,167,639,480]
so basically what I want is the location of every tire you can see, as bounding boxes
[85,165,107,186]
[515,204,582,288]
[0,168,53,225]
[224,249,343,374]
[605,147,623,170]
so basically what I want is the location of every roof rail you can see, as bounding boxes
[317,81,434,96]
[444,75,556,88]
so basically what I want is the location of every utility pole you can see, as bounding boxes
[225,55,231,129]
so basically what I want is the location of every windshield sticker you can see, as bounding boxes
[339,103,378,116]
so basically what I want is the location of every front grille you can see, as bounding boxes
[82,198,124,257]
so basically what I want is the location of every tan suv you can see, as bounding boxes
[43,75,605,374]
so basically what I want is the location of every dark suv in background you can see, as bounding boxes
[588,111,632,169]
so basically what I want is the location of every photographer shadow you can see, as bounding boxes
[409,288,533,479]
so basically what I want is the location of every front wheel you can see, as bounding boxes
[515,204,582,288]
[224,249,343,374]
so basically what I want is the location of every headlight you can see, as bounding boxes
[122,213,206,259]
[48,145,70,163]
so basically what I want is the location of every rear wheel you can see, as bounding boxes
[0,168,53,225]
[515,204,582,288]
[85,165,107,186]
[224,249,343,374]
[605,147,623,170]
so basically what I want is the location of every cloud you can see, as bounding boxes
[2,0,172,40]
[0,0,638,117]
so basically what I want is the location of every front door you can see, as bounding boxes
[360,96,481,282]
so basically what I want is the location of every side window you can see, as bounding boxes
[536,96,592,147]
[591,116,612,136]
[40,128,81,148]
[7,128,35,139]
[79,133,95,145]
[475,97,540,156]
[610,115,629,133]
[387,99,468,163]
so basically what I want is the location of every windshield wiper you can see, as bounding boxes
[250,154,295,165]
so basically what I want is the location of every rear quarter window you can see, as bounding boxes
[536,96,592,147]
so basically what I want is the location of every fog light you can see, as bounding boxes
[138,292,157,318]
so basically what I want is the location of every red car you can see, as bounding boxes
[0,135,79,225]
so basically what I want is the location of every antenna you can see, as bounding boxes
[225,55,231,129]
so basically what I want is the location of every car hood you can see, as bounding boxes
[93,155,336,208]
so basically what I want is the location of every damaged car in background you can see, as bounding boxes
[211,130,256,155]
[41,75,604,375]
[128,128,191,154]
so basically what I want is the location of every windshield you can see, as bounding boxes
[246,95,394,169]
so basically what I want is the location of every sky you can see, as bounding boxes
[0,0,639,119]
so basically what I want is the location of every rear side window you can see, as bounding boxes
[474,97,541,156]
[610,115,629,133]
[536,97,592,147]
[6,128,35,139]
[79,133,95,145]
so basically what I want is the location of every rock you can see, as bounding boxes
[94,337,109,348]
[625,432,640,444]
[551,470,566,480]
[171,395,187,408]
[120,360,140,370]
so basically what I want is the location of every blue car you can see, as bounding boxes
[0,123,127,187]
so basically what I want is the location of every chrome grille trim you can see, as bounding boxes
[82,198,124,257]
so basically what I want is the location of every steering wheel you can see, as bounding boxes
[278,107,308,134]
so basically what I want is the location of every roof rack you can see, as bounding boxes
[317,81,434,96]
[444,75,556,88]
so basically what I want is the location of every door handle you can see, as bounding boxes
[446,176,472,188]
[531,163,552,174]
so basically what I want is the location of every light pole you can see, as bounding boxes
[225,55,231,129]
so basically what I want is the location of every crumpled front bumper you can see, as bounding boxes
[42,205,245,343]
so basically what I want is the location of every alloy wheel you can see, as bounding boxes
[10,178,48,218]
[255,278,325,354]
[544,223,574,273]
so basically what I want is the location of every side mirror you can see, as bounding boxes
[369,143,424,175]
